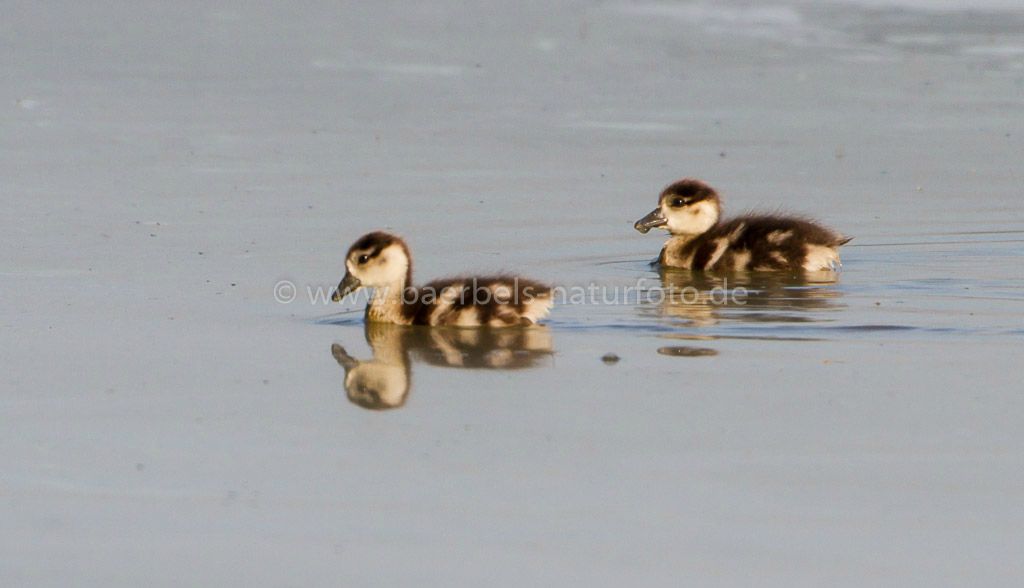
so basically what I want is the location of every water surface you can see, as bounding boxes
[3,0,1023,585]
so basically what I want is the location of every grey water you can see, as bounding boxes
[3,0,1023,585]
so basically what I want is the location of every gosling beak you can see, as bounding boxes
[331,273,361,302]
[634,208,668,234]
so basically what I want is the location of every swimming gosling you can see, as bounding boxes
[635,178,851,271]
[331,231,552,326]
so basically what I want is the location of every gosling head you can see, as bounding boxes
[331,231,412,302]
[634,178,722,236]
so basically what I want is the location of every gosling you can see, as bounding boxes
[331,231,553,326]
[635,178,851,271]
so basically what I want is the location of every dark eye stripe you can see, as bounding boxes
[349,237,396,265]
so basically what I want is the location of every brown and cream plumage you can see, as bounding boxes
[330,232,553,327]
[635,178,851,272]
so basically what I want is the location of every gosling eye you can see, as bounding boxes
[671,197,686,207]
[357,254,369,264]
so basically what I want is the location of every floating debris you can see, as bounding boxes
[601,353,620,364]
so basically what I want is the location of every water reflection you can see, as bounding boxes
[331,322,554,410]
[652,268,844,328]
[656,346,718,357]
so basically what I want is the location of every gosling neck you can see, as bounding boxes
[665,232,701,249]
[366,278,405,322]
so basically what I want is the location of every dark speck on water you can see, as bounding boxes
[601,353,620,364]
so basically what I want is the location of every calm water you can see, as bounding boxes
[3,0,1023,585]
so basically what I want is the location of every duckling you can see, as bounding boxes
[330,231,553,326]
[634,178,851,272]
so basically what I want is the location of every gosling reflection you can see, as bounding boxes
[652,268,843,327]
[332,343,409,410]
[331,322,554,410]
[657,346,718,357]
